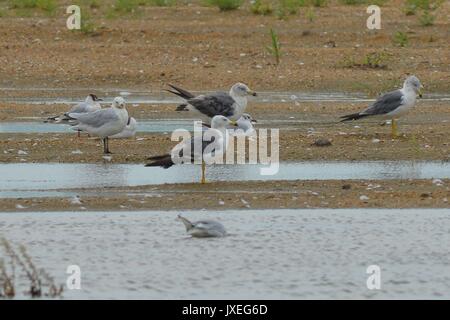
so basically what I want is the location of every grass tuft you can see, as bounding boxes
[206,0,243,11]
[392,31,409,47]
[266,28,282,65]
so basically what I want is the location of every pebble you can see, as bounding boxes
[360,195,369,201]
[312,138,332,147]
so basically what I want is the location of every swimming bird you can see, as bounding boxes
[340,75,423,138]
[177,215,226,238]
[110,117,137,139]
[168,82,257,123]
[46,94,103,137]
[68,97,128,154]
[145,115,237,184]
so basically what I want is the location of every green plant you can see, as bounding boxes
[306,7,315,22]
[339,51,390,69]
[251,0,273,15]
[137,0,175,5]
[393,31,409,47]
[339,0,386,4]
[80,14,97,34]
[207,0,242,11]
[310,0,326,7]
[114,0,138,12]
[266,28,281,65]
[419,9,435,26]
[362,51,389,68]
[10,0,56,14]
[87,0,100,8]
[276,0,305,19]
[403,0,443,20]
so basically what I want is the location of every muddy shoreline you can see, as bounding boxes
[1,179,448,212]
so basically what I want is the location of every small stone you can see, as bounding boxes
[342,184,351,190]
[360,195,369,201]
[312,138,332,147]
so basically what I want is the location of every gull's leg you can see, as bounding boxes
[103,138,107,154]
[391,119,398,138]
[105,137,112,154]
[201,160,206,184]
[77,130,80,138]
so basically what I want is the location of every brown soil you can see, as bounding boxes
[1,179,448,212]
[0,1,449,94]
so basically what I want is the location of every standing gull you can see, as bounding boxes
[168,82,257,123]
[68,97,128,154]
[110,117,137,139]
[46,94,103,137]
[145,115,237,184]
[177,215,226,238]
[340,75,423,138]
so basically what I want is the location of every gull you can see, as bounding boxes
[234,113,257,136]
[110,117,137,139]
[46,94,103,137]
[177,215,226,238]
[340,75,423,138]
[68,97,128,154]
[145,115,237,184]
[167,82,257,123]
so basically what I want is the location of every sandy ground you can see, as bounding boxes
[1,179,449,212]
[0,1,449,94]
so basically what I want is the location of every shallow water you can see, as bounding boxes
[1,88,449,104]
[1,161,449,198]
[0,208,449,299]
[0,119,311,134]
[0,120,197,134]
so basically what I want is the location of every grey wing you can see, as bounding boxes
[187,92,236,118]
[69,108,118,128]
[67,102,90,114]
[362,90,404,116]
[193,220,226,233]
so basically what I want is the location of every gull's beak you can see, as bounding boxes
[418,88,423,98]
[247,90,257,97]
[251,119,257,124]
[97,98,104,101]
[230,120,238,127]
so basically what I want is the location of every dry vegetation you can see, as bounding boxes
[0,238,63,299]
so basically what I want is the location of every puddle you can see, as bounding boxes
[1,87,449,104]
[0,208,449,299]
[0,119,328,134]
[2,117,448,134]
[1,161,448,198]
[0,119,199,134]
